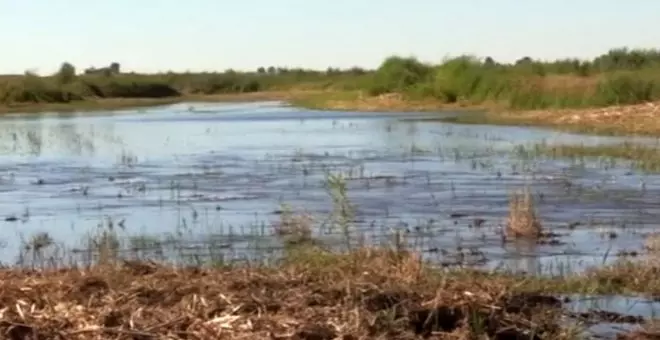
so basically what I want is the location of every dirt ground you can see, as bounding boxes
[487,101,660,136]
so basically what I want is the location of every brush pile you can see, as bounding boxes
[0,249,574,339]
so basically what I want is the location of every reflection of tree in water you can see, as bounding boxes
[25,129,42,155]
[0,117,124,158]
[0,121,44,156]
[52,122,92,156]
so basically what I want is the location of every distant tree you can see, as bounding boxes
[109,62,121,74]
[515,56,533,65]
[267,66,276,74]
[257,66,266,73]
[56,62,76,84]
[24,69,39,77]
[484,56,496,66]
[370,56,432,95]
[349,66,366,75]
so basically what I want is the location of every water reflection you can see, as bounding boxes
[0,101,657,273]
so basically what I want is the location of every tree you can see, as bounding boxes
[56,62,76,84]
[369,56,432,95]
[109,62,120,74]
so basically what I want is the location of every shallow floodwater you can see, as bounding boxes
[1,101,659,272]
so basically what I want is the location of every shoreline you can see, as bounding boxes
[0,92,306,114]
[292,92,660,136]
[2,91,660,137]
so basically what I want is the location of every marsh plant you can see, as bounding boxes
[324,172,356,251]
[645,233,660,254]
[506,186,543,239]
[272,203,315,246]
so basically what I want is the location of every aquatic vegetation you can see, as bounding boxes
[506,187,543,239]
[644,233,660,253]
[535,141,660,173]
[272,204,316,247]
[2,100,660,338]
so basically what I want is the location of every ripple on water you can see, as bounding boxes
[0,101,659,272]
[562,295,660,339]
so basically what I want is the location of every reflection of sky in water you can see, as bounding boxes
[0,101,658,272]
[565,294,660,318]
[563,294,660,339]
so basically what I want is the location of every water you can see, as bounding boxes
[1,101,659,271]
[564,295,660,339]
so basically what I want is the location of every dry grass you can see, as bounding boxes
[538,74,602,91]
[294,91,494,112]
[318,93,447,112]
[0,248,578,340]
[272,206,316,246]
[505,187,543,239]
[644,233,660,253]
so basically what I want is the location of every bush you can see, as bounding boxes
[3,47,660,109]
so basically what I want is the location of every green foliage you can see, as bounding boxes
[593,73,658,106]
[369,56,433,95]
[55,62,76,85]
[2,47,660,109]
[381,47,660,110]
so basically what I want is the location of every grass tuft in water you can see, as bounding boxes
[538,141,660,172]
[644,233,660,254]
[506,186,543,239]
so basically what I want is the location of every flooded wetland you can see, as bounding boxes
[2,101,660,339]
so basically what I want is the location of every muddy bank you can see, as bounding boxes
[291,92,660,137]
[415,101,660,137]
[0,91,316,114]
[5,89,660,138]
[289,91,485,112]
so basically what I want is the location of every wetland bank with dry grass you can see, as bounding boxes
[3,48,660,339]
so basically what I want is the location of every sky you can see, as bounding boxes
[0,0,658,75]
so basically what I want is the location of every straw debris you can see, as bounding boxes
[0,248,572,339]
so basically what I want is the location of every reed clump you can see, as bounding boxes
[644,233,660,253]
[272,205,316,246]
[506,187,543,239]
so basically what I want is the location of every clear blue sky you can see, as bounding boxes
[1,0,658,75]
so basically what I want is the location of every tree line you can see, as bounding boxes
[1,47,659,109]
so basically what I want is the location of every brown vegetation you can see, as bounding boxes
[505,188,543,239]
[0,249,577,340]
[485,101,660,136]
[644,233,660,253]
